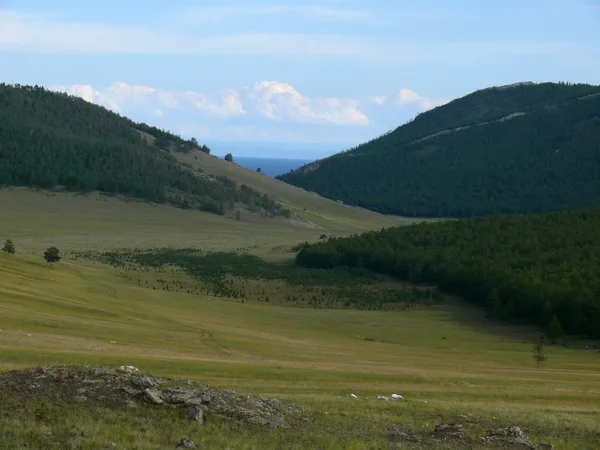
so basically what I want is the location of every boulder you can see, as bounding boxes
[185,406,204,423]
[144,388,164,404]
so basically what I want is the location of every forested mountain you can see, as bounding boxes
[0,83,287,217]
[296,209,600,338]
[278,82,600,217]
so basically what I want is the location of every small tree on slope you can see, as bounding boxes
[2,239,15,254]
[43,246,61,266]
[532,334,548,369]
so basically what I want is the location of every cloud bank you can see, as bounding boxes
[51,80,369,126]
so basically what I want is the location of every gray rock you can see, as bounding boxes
[176,438,196,448]
[431,423,465,439]
[489,426,527,439]
[133,376,157,388]
[183,397,205,406]
[163,387,198,404]
[484,426,554,449]
[125,400,138,408]
[144,388,164,404]
[121,386,140,396]
[185,406,204,423]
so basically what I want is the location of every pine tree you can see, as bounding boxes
[548,315,564,344]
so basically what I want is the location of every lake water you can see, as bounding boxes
[233,157,312,177]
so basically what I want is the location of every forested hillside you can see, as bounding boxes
[296,209,600,337]
[0,83,287,217]
[278,82,600,217]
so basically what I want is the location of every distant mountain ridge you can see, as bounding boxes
[278,82,600,217]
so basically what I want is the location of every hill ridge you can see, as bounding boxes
[278,81,600,217]
[0,83,290,219]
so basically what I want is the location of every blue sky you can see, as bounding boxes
[1,0,600,158]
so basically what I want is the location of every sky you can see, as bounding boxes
[1,0,600,158]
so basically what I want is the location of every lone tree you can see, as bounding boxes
[224,153,233,162]
[548,315,564,344]
[43,246,61,266]
[256,167,262,173]
[2,239,15,254]
[532,334,548,369]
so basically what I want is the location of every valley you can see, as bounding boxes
[1,185,599,449]
[0,82,598,449]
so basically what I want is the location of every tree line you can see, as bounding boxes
[296,208,600,338]
[279,82,600,218]
[0,83,287,217]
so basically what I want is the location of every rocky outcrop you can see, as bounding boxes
[0,365,305,429]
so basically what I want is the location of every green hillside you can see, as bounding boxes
[0,83,285,217]
[296,208,600,337]
[278,82,600,217]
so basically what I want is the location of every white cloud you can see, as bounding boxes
[366,88,448,112]
[395,88,449,112]
[51,80,369,126]
[246,81,368,126]
[51,81,246,118]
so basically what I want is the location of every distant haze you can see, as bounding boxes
[207,140,341,161]
[232,157,311,178]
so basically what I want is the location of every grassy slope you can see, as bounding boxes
[0,188,402,257]
[174,150,414,232]
[0,190,598,448]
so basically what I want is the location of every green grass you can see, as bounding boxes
[0,189,599,449]
[1,251,599,449]
[0,187,402,255]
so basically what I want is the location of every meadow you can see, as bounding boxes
[0,189,598,449]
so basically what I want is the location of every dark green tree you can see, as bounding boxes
[295,208,600,337]
[224,153,233,162]
[43,246,61,266]
[2,239,15,254]
[548,315,564,344]
[256,167,262,173]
